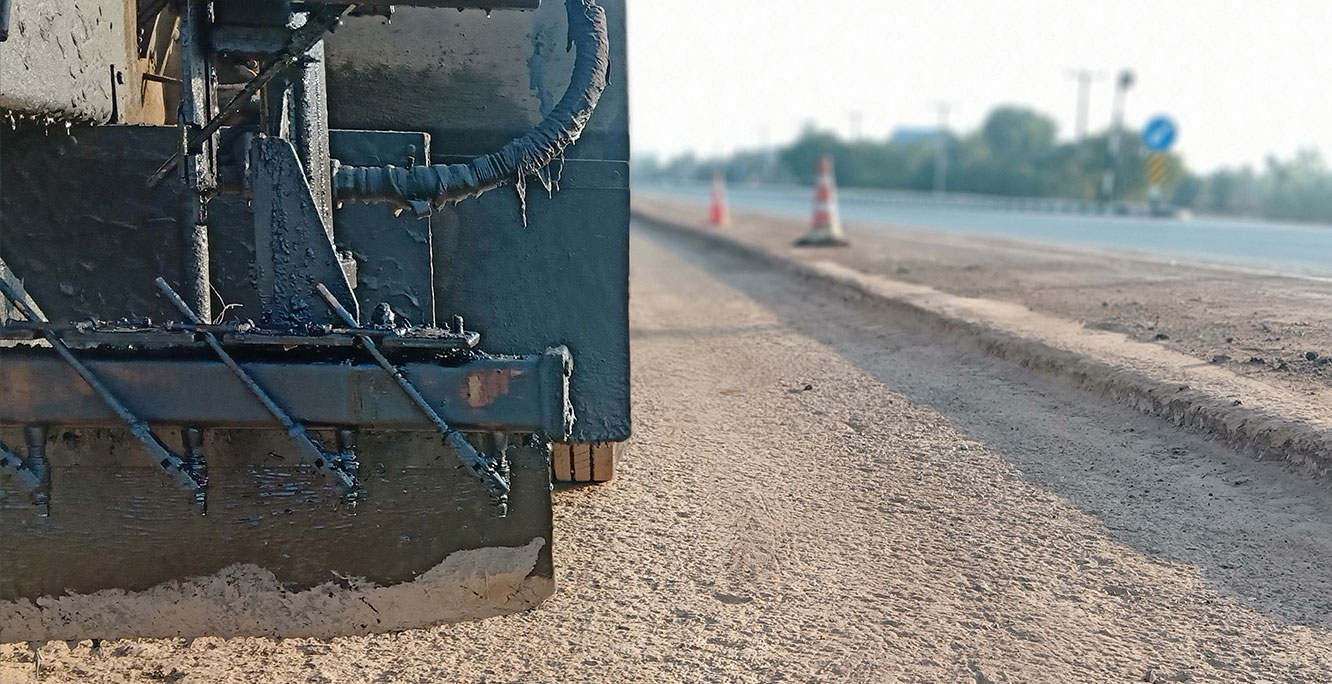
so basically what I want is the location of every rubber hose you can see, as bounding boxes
[331,0,609,210]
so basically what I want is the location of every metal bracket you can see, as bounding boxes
[146,5,352,188]
[250,136,359,330]
[0,430,49,514]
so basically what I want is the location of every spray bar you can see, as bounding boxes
[314,283,511,510]
[0,278,207,504]
[155,277,363,502]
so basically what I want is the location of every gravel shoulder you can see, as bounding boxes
[4,223,1331,683]
[633,194,1332,400]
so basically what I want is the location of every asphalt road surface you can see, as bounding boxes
[646,182,1332,278]
[6,221,1332,683]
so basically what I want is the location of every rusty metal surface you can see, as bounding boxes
[314,283,512,503]
[0,346,572,435]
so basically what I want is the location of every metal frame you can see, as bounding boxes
[0,346,572,435]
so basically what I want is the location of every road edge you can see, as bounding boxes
[632,210,1332,480]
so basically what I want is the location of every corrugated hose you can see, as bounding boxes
[330,0,609,211]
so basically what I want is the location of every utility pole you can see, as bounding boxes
[1064,69,1105,141]
[1102,69,1135,207]
[758,124,776,182]
[933,102,950,195]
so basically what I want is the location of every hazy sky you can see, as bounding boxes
[626,0,1332,172]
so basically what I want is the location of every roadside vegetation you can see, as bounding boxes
[636,106,1332,224]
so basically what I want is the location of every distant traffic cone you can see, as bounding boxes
[794,155,848,247]
[709,171,730,227]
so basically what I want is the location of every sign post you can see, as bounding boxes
[1142,115,1177,216]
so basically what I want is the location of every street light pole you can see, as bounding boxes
[933,102,950,195]
[848,110,864,141]
[1103,69,1135,207]
[1064,69,1105,141]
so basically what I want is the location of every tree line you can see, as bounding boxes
[636,106,1332,224]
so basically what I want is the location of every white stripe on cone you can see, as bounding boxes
[795,155,848,246]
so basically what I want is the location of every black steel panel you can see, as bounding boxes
[0,431,553,623]
[330,130,437,325]
[433,159,630,441]
[0,125,436,329]
[0,126,192,322]
[0,126,267,323]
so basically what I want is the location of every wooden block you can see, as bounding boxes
[571,443,592,482]
[591,442,617,482]
[552,442,573,481]
[552,441,623,484]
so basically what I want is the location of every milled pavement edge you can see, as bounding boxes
[632,209,1332,480]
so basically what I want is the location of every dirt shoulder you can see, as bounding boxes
[634,194,1332,401]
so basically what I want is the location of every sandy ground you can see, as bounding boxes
[4,224,1332,683]
[633,194,1332,400]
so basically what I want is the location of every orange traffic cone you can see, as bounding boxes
[794,155,848,246]
[708,171,730,227]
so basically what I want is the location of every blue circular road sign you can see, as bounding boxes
[1143,115,1177,151]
